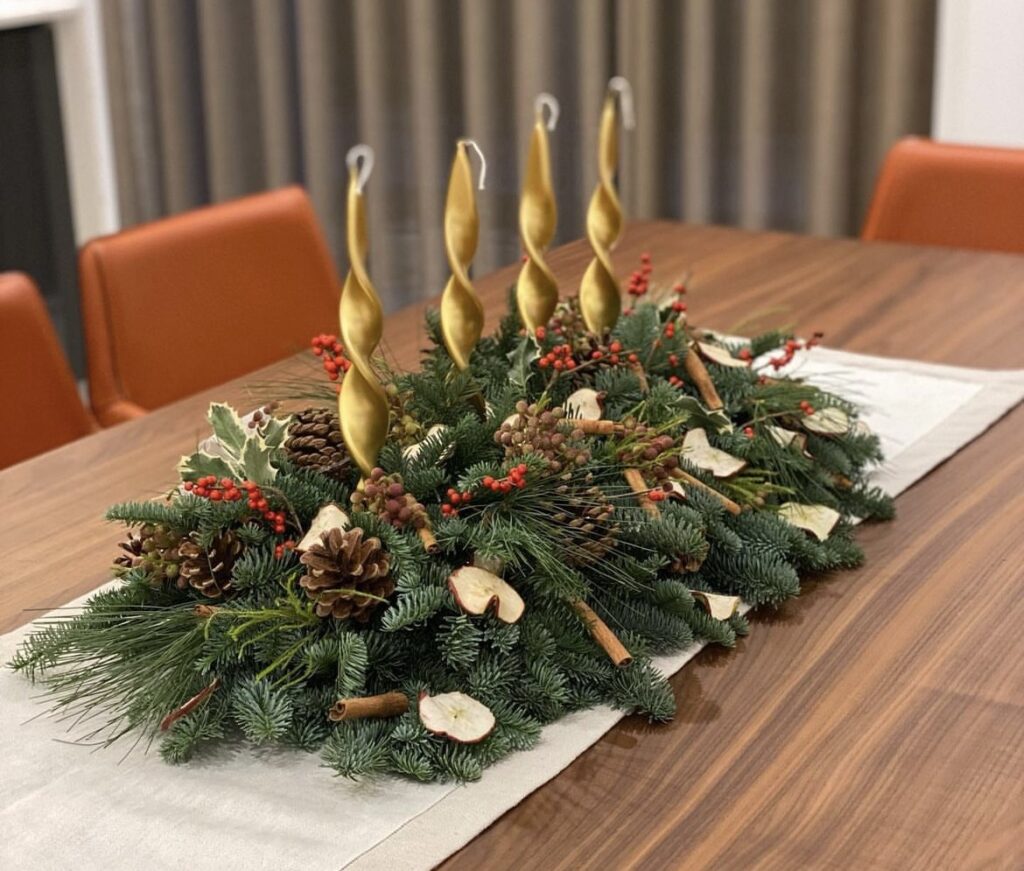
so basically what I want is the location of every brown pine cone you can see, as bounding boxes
[284,407,351,480]
[299,527,393,621]
[178,531,242,599]
[114,523,183,588]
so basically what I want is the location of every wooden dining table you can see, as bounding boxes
[2,221,1022,870]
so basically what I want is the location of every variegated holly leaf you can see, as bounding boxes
[507,336,540,392]
[178,451,237,483]
[208,403,249,455]
[676,396,733,434]
[241,435,277,485]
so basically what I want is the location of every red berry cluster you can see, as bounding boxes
[183,476,287,534]
[627,252,654,298]
[311,333,352,381]
[537,343,577,371]
[441,487,474,518]
[767,332,824,371]
[663,321,677,340]
[669,280,687,313]
[590,339,627,366]
[799,399,816,416]
[482,464,529,494]
[274,539,296,559]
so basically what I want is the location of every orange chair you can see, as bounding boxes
[80,186,341,426]
[0,272,96,468]
[862,137,1024,254]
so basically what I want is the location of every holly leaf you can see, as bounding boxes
[179,451,238,482]
[241,436,277,485]
[675,396,733,434]
[507,337,539,392]
[261,415,292,449]
[207,404,248,457]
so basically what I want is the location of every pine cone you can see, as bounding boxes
[299,528,393,621]
[115,523,183,588]
[551,477,619,565]
[178,531,242,599]
[284,407,351,479]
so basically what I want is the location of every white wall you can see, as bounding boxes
[933,0,1024,147]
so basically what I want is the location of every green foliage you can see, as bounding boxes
[17,298,896,784]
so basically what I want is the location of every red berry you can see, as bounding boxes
[610,341,622,353]
[628,353,639,363]
[183,481,194,491]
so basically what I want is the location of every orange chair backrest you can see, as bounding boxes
[0,272,96,468]
[80,186,341,426]
[863,137,1024,254]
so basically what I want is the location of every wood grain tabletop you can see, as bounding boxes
[2,221,1023,870]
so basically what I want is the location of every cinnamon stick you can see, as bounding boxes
[631,362,650,394]
[160,678,221,731]
[669,467,742,515]
[574,419,623,436]
[572,600,632,667]
[683,346,724,410]
[417,524,439,554]
[623,467,660,519]
[328,691,409,722]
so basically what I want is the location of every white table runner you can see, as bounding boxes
[3,349,1023,871]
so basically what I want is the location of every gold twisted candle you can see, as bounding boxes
[516,93,559,335]
[440,139,486,370]
[579,77,634,335]
[338,145,389,477]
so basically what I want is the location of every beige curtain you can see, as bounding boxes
[101,0,936,311]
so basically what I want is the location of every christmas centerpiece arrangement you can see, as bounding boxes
[12,82,892,783]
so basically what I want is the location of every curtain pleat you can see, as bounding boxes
[100,0,937,309]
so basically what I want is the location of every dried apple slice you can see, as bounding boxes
[682,428,747,478]
[697,342,749,368]
[402,424,451,462]
[564,388,603,421]
[297,503,351,551]
[803,407,850,436]
[778,502,840,541]
[448,566,525,624]
[690,590,742,621]
[418,691,496,744]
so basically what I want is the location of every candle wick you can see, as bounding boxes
[534,92,560,132]
[459,139,488,191]
[608,76,636,131]
[345,144,375,194]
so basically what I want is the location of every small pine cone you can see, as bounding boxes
[178,531,242,599]
[299,528,394,621]
[284,407,351,480]
[115,523,183,588]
